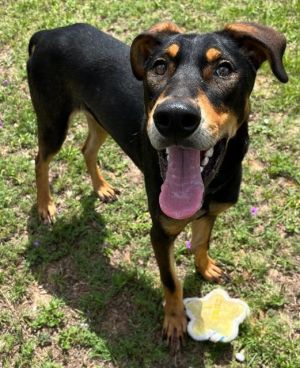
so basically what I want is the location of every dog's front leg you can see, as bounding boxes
[191,202,233,282]
[150,224,187,353]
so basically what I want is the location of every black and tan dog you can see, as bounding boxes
[27,21,288,351]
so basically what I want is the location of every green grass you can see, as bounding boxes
[0,0,299,367]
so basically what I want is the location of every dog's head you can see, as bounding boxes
[130,22,288,220]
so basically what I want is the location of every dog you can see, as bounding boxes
[27,21,288,352]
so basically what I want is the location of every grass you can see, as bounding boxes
[0,0,299,367]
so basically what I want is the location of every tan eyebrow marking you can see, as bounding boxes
[166,43,180,58]
[205,48,222,62]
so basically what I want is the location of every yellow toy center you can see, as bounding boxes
[188,295,245,336]
[184,289,250,342]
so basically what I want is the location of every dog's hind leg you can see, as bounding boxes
[35,109,71,223]
[35,151,56,223]
[82,113,120,202]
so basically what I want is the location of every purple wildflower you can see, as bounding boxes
[185,240,192,250]
[250,207,259,216]
[33,240,41,248]
[2,79,9,87]
[0,119,3,129]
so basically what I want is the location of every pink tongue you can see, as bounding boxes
[159,146,204,220]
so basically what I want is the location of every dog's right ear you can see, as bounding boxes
[130,21,182,80]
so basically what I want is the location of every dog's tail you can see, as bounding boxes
[28,30,48,56]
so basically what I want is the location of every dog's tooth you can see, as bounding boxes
[202,157,209,166]
[205,147,214,158]
[165,148,169,161]
[200,166,204,173]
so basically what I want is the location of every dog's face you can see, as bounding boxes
[131,22,287,220]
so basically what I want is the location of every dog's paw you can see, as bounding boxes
[195,256,224,283]
[38,201,56,224]
[163,309,187,354]
[95,182,120,203]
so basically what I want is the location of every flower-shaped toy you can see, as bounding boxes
[184,289,250,342]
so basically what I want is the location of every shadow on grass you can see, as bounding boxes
[25,194,233,367]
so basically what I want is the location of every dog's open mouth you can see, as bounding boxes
[158,139,227,220]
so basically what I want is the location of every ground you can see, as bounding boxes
[0,1,299,367]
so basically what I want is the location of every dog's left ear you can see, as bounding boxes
[130,21,182,80]
[222,22,288,83]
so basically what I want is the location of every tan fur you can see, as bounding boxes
[166,43,180,58]
[35,153,56,222]
[225,23,259,35]
[209,201,233,216]
[197,92,238,139]
[205,47,222,62]
[149,21,182,34]
[191,202,233,281]
[82,113,119,201]
[162,244,187,342]
[147,93,168,124]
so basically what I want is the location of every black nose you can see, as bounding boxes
[153,101,200,140]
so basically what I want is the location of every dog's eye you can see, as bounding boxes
[153,59,167,75]
[215,61,233,78]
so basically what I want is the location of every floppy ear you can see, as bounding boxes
[130,21,182,80]
[222,22,288,83]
